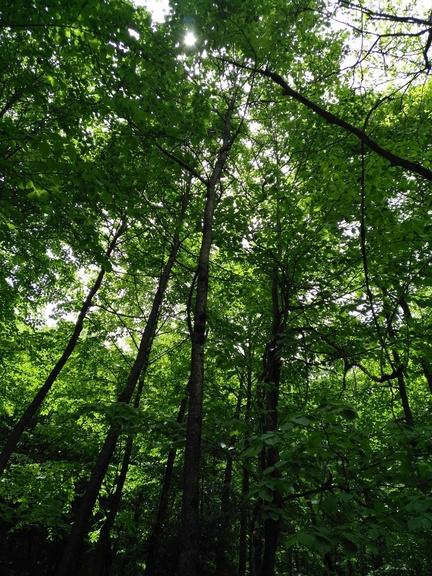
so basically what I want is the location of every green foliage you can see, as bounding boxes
[1,1,432,575]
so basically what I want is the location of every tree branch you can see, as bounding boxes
[218,58,432,183]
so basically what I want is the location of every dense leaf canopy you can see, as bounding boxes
[1,1,431,575]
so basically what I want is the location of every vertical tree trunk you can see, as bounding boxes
[239,351,253,576]
[0,219,126,476]
[215,388,242,575]
[92,369,157,575]
[252,374,265,576]
[239,456,250,576]
[144,393,187,576]
[178,100,236,576]
[258,270,287,576]
[55,188,190,576]
[94,373,184,576]
[251,503,263,576]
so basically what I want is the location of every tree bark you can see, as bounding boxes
[0,219,126,476]
[92,434,133,576]
[92,367,162,575]
[392,349,414,427]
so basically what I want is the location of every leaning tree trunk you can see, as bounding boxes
[392,348,414,427]
[91,376,151,576]
[92,433,134,576]
[177,100,236,576]
[0,218,126,476]
[382,291,414,427]
[55,188,190,576]
[92,383,188,576]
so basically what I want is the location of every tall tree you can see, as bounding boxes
[55,180,191,576]
[178,84,242,576]
[0,219,126,475]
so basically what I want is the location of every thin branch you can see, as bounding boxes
[339,2,432,27]
[219,58,432,183]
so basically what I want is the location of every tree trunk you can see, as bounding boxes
[239,461,250,576]
[144,393,187,576]
[239,352,253,576]
[382,292,414,427]
[178,100,236,576]
[392,349,414,427]
[258,271,285,576]
[94,386,188,576]
[92,366,164,576]
[0,219,126,476]
[92,434,133,576]
[215,388,242,575]
[55,189,190,576]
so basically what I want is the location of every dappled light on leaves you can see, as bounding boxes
[0,1,432,576]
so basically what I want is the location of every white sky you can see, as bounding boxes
[137,0,430,25]
[134,0,170,23]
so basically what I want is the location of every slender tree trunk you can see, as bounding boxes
[94,388,188,576]
[92,434,133,576]
[239,458,250,576]
[382,292,414,427]
[144,393,187,576]
[215,389,242,575]
[55,189,190,576]
[178,101,236,576]
[259,271,285,576]
[92,371,150,575]
[392,348,414,427]
[239,353,253,576]
[214,456,234,575]
[251,503,262,576]
[252,373,265,576]
[0,219,126,476]
[92,353,162,571]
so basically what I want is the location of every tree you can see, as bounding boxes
[1,1,432,575]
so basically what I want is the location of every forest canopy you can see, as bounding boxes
[0,1,432,575]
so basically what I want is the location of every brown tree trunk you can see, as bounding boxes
[55,189,190,576]
[0,219,126,476]
[392,349,414,427]
[178,101,236,576]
